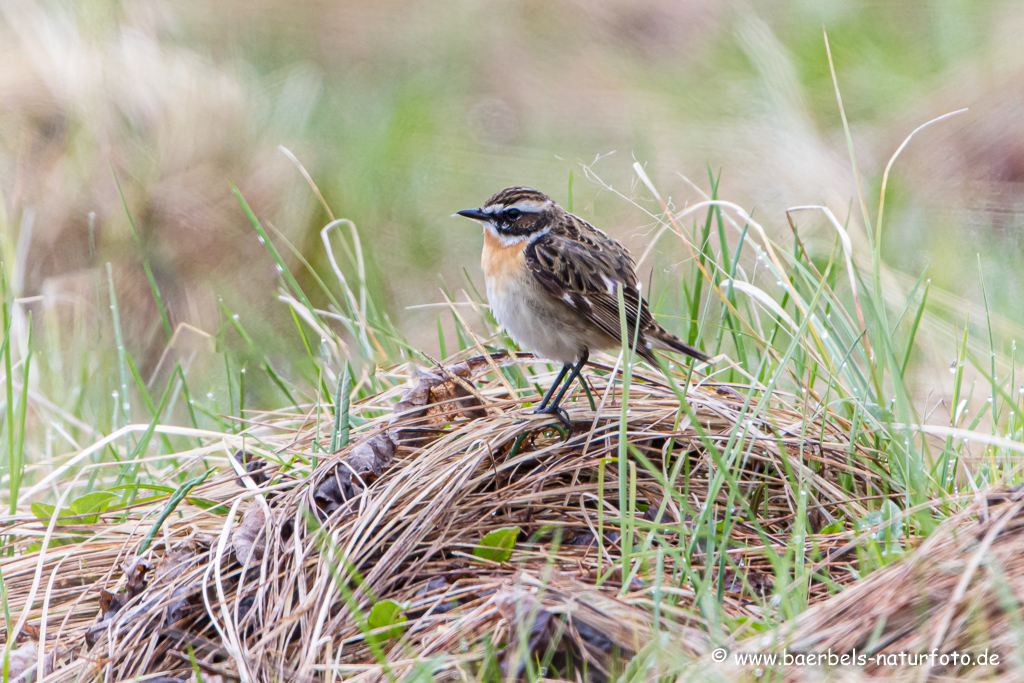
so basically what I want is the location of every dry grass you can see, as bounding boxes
[3,5,1024,679]
[0,347,894,682]
[3,127,1018,680]
[712,487,1024,681]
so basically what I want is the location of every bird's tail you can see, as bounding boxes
[646,325,709,363]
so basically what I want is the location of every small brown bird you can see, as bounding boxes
[457,186,708,430]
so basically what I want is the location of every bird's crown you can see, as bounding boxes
[482,186,554,212]
[457,186,562,242]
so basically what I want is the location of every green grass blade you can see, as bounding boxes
[137,468,215,554]
[111,169,172,339]
[900,279,930,376]
[9,314,31,514]
[330,364,352,453]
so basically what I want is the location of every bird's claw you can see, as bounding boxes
[531,405,573,439]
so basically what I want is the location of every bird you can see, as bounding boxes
[456,186,708,431]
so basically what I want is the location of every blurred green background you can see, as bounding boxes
[2,0,1023,418]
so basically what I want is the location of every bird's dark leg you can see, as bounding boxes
[545,351,589,412]
[534,363,571,412]
[534,351,589,433]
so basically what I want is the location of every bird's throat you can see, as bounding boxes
[481,229,528,286]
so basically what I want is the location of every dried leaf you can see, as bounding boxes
[713,384,744,400]
[408,577,458,618]
[391,364,486,446]
[571,619,614,654]
[494,589,558,678]
[154,540,206,626]
[314,357,495,515]
[0,642,43,681]
[122,557,151,597]
[232,449,269,487]
[86,558,152,647]
[153,541,203,583]
[166,585,193,627]
[313,432,396,515]
[567,529,596,546]
[420,576,451,594]
[232,503,267,565]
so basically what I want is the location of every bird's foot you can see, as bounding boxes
[531,404,573,439]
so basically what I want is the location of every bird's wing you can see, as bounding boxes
[525,233,659,359]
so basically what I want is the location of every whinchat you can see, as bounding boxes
[457,186,708,430]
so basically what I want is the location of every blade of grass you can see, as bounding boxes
[2,264,15,515]
[137,468,215,554]
[330,363,352,453]
[117,369,177,508]
[900,279,930,376]
[112,169,172,339]
[233,183,315,313]
[9,313,31,514]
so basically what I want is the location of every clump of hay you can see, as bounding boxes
[714,487,1024,681]
[1,350,883,681]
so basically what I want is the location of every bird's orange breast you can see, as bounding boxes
[481,231,528,292]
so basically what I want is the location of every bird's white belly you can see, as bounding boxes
[486,273,599,364]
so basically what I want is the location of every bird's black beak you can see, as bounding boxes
[456,208,489,221]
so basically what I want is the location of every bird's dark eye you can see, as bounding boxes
[505,208,522,221]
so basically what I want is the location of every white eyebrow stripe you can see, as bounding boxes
[483,204,505,214]
[507,199,553,213]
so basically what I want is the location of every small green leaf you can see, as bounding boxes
[187,497,231,515]
[69,492,116,522]
[861,503,903,544]
[473,526,520,563]
[859,511,883,531]
[27,537,74,553]
[819,521,844,535]
[864,403,894,423]
[726,616,770,634]
[31,503,57,524]
[879,500,904,543]
[108,484,176,494]
[367,599,408,640]
[30,503,83,549]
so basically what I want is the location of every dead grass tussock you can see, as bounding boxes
[2,350,889,681]
[713,487,1024,681]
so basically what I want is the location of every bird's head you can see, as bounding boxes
[456,187,560,246]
